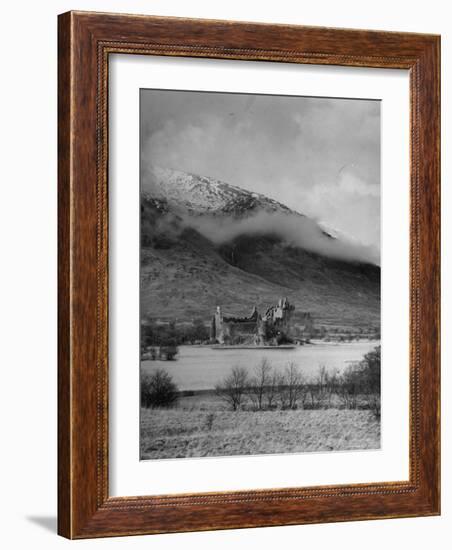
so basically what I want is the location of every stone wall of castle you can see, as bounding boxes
[211,298,296,345]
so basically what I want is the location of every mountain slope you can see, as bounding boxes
[140,167,380,329]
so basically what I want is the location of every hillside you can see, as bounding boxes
[140,167,380,329]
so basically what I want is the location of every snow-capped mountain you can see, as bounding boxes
[142,166,293,217]
[140,166,380,328]
[141,166,381,264]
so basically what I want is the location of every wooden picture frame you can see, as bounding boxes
[58,10,440,539]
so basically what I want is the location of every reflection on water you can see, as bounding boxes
[141,341,379,391]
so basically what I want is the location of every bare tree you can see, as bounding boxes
[215,366,249,411]
[264,370,280,410]
[325,368,340,407]
[309,365,333,408]
[248,358,272,410]
[279,362,305,409]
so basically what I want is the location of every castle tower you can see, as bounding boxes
[214,306,224,344]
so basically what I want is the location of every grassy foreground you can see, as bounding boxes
[140,403,380,460]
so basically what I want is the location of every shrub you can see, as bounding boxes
[159,342,178,360]
[205,413,215,431]
[369,395,381,420]
[361,345,381,394]
[337,346,381,411]
[141,369,179,408]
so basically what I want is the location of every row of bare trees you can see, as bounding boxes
[215,346,381,417]
[214,361,313,412]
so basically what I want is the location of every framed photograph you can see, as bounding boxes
[58,11,440,538]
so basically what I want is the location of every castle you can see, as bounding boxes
[211,298,296,346]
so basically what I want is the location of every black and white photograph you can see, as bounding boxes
[1,0,445,545]
[139,89,381,460]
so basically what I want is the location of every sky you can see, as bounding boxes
[140,89,380,252]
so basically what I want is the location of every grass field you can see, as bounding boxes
[140,393,380,459]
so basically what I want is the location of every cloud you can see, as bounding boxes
[337,166,380,197]
[141,90,381,253]
[157,209,379,266]
[293,164,380,251]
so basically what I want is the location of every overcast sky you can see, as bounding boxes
[141,89,380,252]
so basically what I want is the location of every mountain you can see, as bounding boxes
[140,167,380,329]
[142,166,294,217]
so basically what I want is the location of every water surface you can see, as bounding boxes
[141,341,379,391]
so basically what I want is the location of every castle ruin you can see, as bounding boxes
[211,297,296,346]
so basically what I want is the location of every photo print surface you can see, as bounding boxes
[140,89,381,460]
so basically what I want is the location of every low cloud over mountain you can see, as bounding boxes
[141,167,380,327]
